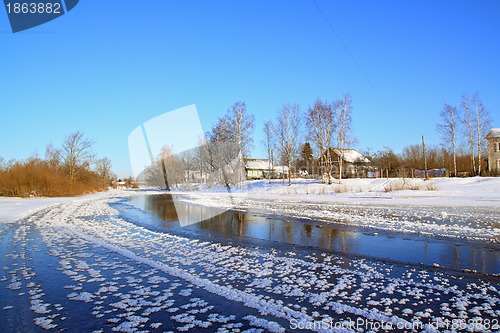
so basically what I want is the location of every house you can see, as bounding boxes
[244,159,270,179]
[244,158,289,180]
[486,128,500,173]
[319,148,374,178]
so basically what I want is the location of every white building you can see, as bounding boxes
[486,128,500,173]
[244,159,289,180]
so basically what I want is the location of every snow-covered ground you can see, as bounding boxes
[0,196,83,222]
[0,179,499,332]
[223,177,500,207]
[0,190,134,222]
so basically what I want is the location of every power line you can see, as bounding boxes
[311,0,401,124]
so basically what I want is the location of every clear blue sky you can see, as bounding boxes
[1,1,499,178]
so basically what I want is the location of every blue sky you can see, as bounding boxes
[1,1,499,178]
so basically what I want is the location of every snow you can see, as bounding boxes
[1,180,499,331]
[332,148,370,163]
[244,159,271,170]
[171,177,500,242]
[486,128,500,138]
[235,177,500,207]
[0,190,128,222]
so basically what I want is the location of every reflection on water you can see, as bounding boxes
[137,194,359,252]
[130,194,500,274]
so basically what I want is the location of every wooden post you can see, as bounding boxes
[422,135,428,180]
[412,169,414,179]
[386,169,389,179]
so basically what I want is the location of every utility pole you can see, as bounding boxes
[422,135,428,180]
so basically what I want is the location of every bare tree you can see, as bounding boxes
[95,157,115,188]
[194,137,209,184]
[225,101,255,158]
[145,146,184,189]
[178,150,195,183]
[204,120,243,188]
[402,143,442,171]
[460,94,477,175]
[472,92,491,175]
[262,120,274,184]
[59,131,95,183]
[306,99,337,184]
[336,93,355,184]
[45,143,61,170]
[272,103,301,186]
[372,147,402,177]
[436,104,459,176]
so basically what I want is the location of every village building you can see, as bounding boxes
[244,158,289,180]
[319,148,375,178]
[486,128,500,174]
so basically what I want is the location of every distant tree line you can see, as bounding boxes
[359,145,487,178]
[0,131,116,197]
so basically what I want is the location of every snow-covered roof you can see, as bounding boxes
[486,128,500,139]
[244,159,289,172]
[244,159,271,170]
[331,149,370,163]
[272,165,289,173]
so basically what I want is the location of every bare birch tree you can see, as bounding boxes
[225,101,255,158]
[306,99,337,184]
[460,94,477,175]
[336,93,355,184]
[262,120,274,184]
[472,92,491,175]
[437,104,459,176]
[272,103,301,186]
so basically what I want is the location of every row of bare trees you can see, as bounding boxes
[143,102,254,189]
[304,94,354,184]
[142,91,493,190]
[143,95,356,189]
[0,132,116,197]
[262,93,355,186]
[437,92,491,176]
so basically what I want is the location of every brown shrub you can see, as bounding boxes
[0,159,104,197]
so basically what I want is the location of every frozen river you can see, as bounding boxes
[1,191,499,332]
[131,194,500,275]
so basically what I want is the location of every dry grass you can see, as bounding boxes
[334,184,349,193]
[384,179,439,192]
[425,181,439,191]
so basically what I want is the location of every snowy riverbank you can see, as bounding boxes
[204,177,500,208]
[169,178,500,243]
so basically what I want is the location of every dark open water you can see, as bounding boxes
[130,194,500,275]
